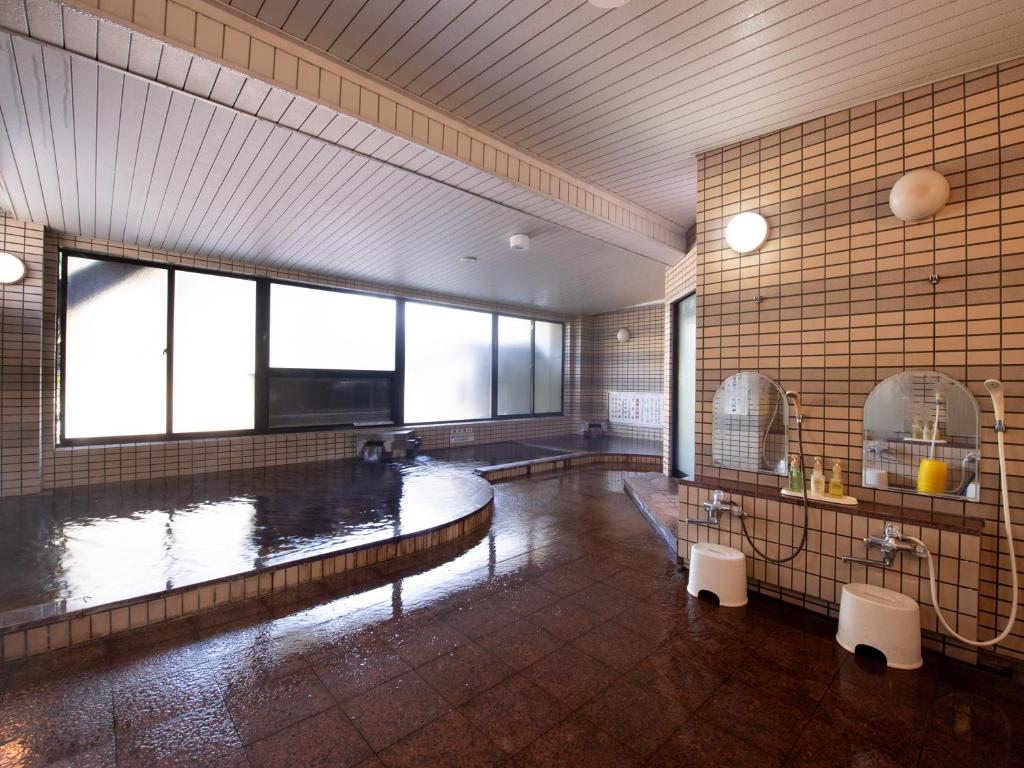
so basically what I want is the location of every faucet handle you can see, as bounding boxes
[883,521,901,539]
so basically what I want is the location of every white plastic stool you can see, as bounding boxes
[836,583,922,670]
[687,543,748,607]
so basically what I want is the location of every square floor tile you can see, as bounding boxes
[515,713,638,768]
[379,711,506,768]
[527,600,603,642]
[579,678,690,758]
[571,621,659,672]
[224,665,335,744]
[477,620,562,671]
[460,675,568,753]
[418,642,513,706]
[342,671,451,751]
[309,636,410,703]
[521,644,617,709]
[245,706,372,768]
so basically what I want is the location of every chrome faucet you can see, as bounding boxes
[685,490,739,526]
[841,521,925,567]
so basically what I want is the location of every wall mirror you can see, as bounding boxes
[862,371,981,501]
[711,372,789,476]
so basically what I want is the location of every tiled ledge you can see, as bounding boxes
[0,501,492,662]
[475,452,662,483]
[684,475,984,535]
[623,473,680,559]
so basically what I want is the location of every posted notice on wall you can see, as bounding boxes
[608,391,663,428]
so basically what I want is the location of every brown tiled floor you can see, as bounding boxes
[1,470,1022,768]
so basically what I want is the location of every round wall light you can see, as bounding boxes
[724,212,769,253]
[888,168,949,222]
[509,233,530,251]
[0,252,26,284]
[616,328,631,343]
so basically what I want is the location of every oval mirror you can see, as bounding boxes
[862,371,981,501]
[711,372,789,476]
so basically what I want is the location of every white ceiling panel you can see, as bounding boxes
[225,0,1024,226]
[0,30,665,314]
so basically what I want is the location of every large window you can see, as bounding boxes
[404,302,492,423]
[59,251,565,444]
[269,284,395,370]
[63,257,167,439]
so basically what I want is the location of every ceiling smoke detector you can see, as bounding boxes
[509,233,530,251]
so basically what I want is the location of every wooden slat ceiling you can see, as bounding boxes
[0,29,665,313]
[225,0,1024,227]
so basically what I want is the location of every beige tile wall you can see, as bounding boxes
[0,216,44,496]
[680,56,1024,664]
[580,305,665,442]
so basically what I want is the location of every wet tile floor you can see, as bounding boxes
[0,470,1021,768]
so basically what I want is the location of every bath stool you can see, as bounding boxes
[686,543,748,607]
[836,583,922,670]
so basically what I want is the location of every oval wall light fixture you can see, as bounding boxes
[724,212,769,253]
[0,252,26,284]
[888,168,949,222]
[616,328,631,343]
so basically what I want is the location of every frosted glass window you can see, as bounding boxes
[173,271,256,433]
[270,284,396,370]
[404,302,492,423]
[497,316,532,415]
[534,321,563,414]
[64,257,167,439]
[674,294,697,478]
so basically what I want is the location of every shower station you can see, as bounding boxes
[684,368,1017,670]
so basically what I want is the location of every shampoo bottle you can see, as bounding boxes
[788,455,803,492]
[811,457,826,495]
[829,459,844,498]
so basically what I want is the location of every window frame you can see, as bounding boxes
[57,249,565,446]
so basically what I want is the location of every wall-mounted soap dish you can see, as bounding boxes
[780,488,859,506]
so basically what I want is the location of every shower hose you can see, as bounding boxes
[739,415,810,564]
[906,423,1019,647]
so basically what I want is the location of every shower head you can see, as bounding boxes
[785,390,803,423]
[985,379,1006,430]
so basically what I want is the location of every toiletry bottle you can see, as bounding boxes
[829,459,844,498]
[811,457,826,495]
[788,455,803,492]
[912,417,924,440]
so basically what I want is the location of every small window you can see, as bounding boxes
[497,316,532,416]
[63,257,168,439]
[269,374,393,428]
[404,302,492,423]
[270,284,395,370]
[534,321,563,414]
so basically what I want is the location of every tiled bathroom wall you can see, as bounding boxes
[0,218,578,496]
[0,217,44,496]
[681,55,1024,665]
[580,305,664,442]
